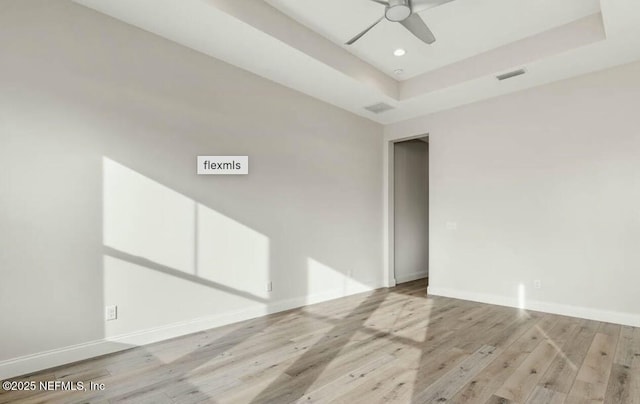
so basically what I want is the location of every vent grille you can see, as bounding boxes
[496,68,526,81]
[364,102,394,114]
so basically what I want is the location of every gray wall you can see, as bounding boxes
[386,60,640,325]
[0,0,383,369]
[394,140,429,283]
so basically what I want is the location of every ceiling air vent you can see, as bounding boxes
[496,68,526,81]
[365,102,395,114]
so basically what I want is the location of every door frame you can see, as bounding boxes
[383,133,429,288]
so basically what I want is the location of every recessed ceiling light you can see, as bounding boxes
[394,69,404,75]
[393,48,406,57]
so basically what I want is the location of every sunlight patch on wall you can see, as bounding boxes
[306,258,370,304]
[102,158,272,338]
[103,255,266,339]
[103,158,195,274]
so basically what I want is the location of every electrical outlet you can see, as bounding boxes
[267,282,273,292]
[534,280,541,289]
[105,305,118,321]
[446,222,458,230]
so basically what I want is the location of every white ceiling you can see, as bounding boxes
[73,0,640,125]
[267,0,601,79]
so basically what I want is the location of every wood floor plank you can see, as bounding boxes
[413,344,498,403]
[603,363,640,404]
[293,353,398,403]
[494,338,560,402]
[565,332,619,403]
[449,314,575,404]
[598,322,622,338]
[162,373,239,404]
[485,394,514,404]
[525,386,567,404]
[328,363,416,404]
[615,325,640,369]
[323,343,467,403]
[455,309,521,353]
[537,318,599,394]
[449,316,549,404]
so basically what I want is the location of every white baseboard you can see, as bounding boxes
[0,339,132,381]
[428,286,640,328]
[395,271,428,284]
[0,283,380,380]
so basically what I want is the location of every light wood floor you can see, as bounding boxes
[2,281,639,403]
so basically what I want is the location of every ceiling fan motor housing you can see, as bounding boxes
[385,0,411,22]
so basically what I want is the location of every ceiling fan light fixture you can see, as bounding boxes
[346,0,442,46]
[385,0,411,22]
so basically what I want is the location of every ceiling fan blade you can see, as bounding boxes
[411,0,455,14]
[345,16,384,45]
[400,13,436,44]
[369,0,389,4]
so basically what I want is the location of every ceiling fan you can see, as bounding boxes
[345,0,454,46]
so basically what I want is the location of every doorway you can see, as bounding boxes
[392,137,429,285]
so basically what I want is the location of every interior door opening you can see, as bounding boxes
[393,136,429,287]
